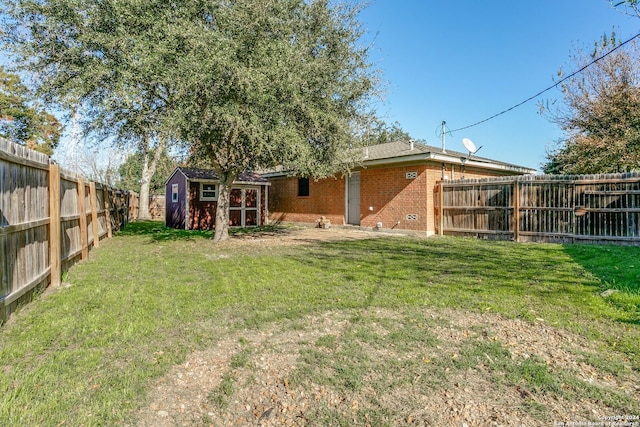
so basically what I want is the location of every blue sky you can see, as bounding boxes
[358,1,640,171]
[2,1,638,172]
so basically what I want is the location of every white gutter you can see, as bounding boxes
[428,153,535,174]
[360,153,431,168]
[262,152,535,177]
[189,178,271,186]
[234,181,271,186]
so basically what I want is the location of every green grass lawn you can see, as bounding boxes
[0,221,638,426]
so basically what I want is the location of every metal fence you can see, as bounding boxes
[435,172,640,245]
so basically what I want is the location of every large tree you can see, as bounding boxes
[118,149,176,194]
[170,0,377,241]
[542,34,640,174]
[3,0,378,241]
[4,0,177,217]
[0,66,61,155]
[612,0,640,16]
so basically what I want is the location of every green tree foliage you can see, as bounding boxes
[542,34,640,174]
[171,1,378,241]
[118,149,176,194]
[4,0,378,241]
[363,119,418,146]
[0,67,61,155]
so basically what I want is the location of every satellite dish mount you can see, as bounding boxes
[460,138,483,178]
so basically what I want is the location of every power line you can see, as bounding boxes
[448,31,640,134]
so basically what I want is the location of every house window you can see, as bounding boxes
[171,184,179,203]
[298,177,309,197]
[200,183,218,201]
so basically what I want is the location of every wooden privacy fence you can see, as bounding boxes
[0,138,138,321]
[435,172,640,245]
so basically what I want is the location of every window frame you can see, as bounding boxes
[199,182,218,201]
[171,184,179,203]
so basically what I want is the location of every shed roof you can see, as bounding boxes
[172,167,270,185]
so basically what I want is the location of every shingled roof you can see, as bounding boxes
[262,140,535,177]
[362,140,534,173]
[175,167,270,184]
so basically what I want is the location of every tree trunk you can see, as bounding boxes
[213,173,235,242]
[138,135,166,220]
[138,174,151,219]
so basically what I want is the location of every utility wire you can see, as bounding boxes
[448,31,640,134]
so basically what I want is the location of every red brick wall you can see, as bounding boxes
[268,162,526,234]
[360,165,429,232]
[268,176,346,225]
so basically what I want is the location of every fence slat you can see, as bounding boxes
[90,181,99,249]
[438,172,640,245]
[77,178,89,260]
[0,137,139,322]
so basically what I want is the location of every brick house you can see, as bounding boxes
[165,167,270,230]
[264,140,535,235]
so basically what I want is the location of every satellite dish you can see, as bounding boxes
[462,138,477,153]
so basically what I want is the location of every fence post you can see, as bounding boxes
[103,187,113,238]
[49,164,61,288]
[89,181,99,248]
[513,179,520,243]
[438,180,444,236]
[77,177,89,260]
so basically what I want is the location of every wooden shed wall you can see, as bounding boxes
[165,171,187,229]
[188,181,215,230]
[187,182,268,230]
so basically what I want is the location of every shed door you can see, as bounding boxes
[229,187,260,227]
[347,172,360,225]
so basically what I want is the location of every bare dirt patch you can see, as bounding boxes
[133,308,639,427]
[131,228,640,426]
[228,225,407,246]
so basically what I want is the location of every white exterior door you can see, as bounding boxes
[347,172,360,225]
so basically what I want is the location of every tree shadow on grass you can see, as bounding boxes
[115,220,212,241]
[284,237,596,313]
[116,219,298,242]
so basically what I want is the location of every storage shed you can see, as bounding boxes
[165,167,270,230]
